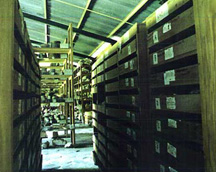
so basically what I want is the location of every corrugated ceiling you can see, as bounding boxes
[19,0,162,62]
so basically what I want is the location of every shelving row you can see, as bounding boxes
[92,23,151,172]
[146,0,204,171]
[13,0,41,172]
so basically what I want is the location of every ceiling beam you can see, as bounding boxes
[72,0,92,41]
[44,0,50,43]
[23,13,117,44]
[89,0,151,56]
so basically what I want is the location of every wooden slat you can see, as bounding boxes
[39,58,66,63]
[193,0,216,171]
[41,75,71,79]
[34,47,70,53]
[0,0,14,171]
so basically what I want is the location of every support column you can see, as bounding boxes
[193,1,216,172]
[0,0,14,172]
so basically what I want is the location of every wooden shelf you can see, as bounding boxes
[34,47,70,54]
[40,66,64,70]
[41,75,71,79]
[39,58,66,64]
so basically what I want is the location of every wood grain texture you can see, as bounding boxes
[0,0,14,172]
[193,1,216,172]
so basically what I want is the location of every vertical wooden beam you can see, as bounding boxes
[0,0,14,172]
[193,1,216,172]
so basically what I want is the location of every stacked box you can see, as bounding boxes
[146,0,204,171]
[13,0,41,172]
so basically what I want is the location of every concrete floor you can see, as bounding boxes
[42,127,98,171]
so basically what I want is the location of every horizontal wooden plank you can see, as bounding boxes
[39,58,66,63]
[118,39,136,62]
[146,0,191,29]
[105,81,119,92]
[105,68,119,81]
[154,114,202,144]
[148,7,194,48]
[152,94,200,114]
[34,47,70,53]
[149,34,196,66]
[151,64,199,88]
[119,57,138,76]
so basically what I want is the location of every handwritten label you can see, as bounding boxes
[125,78,129,87]
[153,53,158,65]
[155,141,160,153]
[165,47,174,60]
[167,143,177,158]
[168,119,177,128]
[126,111,131,118]
[131,113,136,123]
[153,31,159,43]
[156,120,162,132]
[156,2,169,23]
[163,23,172,33]
[164,70,175,85]
[155,98,161,109]
[166,97,176,110]
[18,73,22,86]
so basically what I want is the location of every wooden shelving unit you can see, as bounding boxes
[74,62,92,123]
[35,23,76,146]
[0,0,41,171]
[91,23,151,172]
[146,0,204,171]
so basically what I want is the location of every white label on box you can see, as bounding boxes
[125,78,129,87]
[166,97,176,109]
[153,31,159,43]
[126,111,131,118]
[18,48,22,63]
[155,98,161,109]
[156,2,169,23]
[131,78,135,87]
[156,120,162,132]
[18,100,22,114]
[133,148,137,158]
[125,31,130,42]
[168,119,177,128]
[169,167,178,172]
[131,113,136,123]
[130,59,134,70]
[163,23,172,33]
[18,73,22,86]
[128,45,132,55]
[164,70,175,85]
[160,165,165,172]
[153,53,158,65]
[132,130,136,140]
[167,143,177,158]
[124,62,129,69]
[132,96,136,105]
[165,47,174,60]
[127,144,132,153]
[155,141,160,153]
[127,128,132,136]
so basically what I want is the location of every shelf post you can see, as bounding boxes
[0,0,14,171]
[193,1,216,171]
